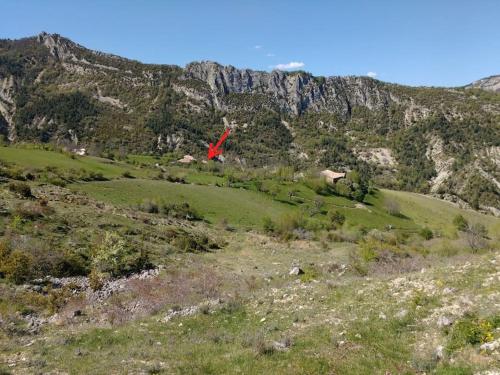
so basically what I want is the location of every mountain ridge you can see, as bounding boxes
[0,32,499,214]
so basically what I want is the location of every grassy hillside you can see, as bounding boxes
[382,189,500,236]
[1,146,499,374]
[0,146,153,179]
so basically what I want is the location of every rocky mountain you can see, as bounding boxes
[182,61,397,116]
[467,75,500,93]
[0,32,499,213]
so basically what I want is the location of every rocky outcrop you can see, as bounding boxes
[0,75,16,140]
[37,32,79,61]
[426,136,455,193]
[182,61,398,116]
[467,75,500,93]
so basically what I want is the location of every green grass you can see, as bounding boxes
[72,178,499,233]
[2,146,497,234]
[72,179,425,231]
[0,146,153,179]
[72,179,295,228]
[21,301,417,375]
[382,189,500,237]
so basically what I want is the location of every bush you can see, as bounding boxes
[464,223,488,251]
[276,212,308,240]
[122,170,135,179]
[54,250,88,277]
[139,199,159,214]
[446,313,497,352]
[328,210,345,227]
[161,202,202,221]
[91,232,128,277]
[262,216,276,233]
[304,177,328,195]
[171,232,218,253]
[89,268,105,291]
[8,181,33,198]
[384,198,401,216]
[0,248,34,284]
[419,227,433,240]
[453,214,468,231]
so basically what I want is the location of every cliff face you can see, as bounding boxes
[182,61,397,116]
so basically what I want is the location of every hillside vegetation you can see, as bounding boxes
[0,147,499,373]
[0,33,499,213]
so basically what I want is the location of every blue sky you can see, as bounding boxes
[1,0,499,87]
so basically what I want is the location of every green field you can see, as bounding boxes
[383,189,500,237]
[72,179,296,228]
[2,145,498,234]
[71,178,480,233]
[0,146,153,178]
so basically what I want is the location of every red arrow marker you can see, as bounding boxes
[208,128,231,160]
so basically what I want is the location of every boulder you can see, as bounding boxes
[289,266,304,276]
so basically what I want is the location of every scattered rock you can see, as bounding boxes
[162,299,222,322]
[272,338,292,351]
[395,309,408,319]
[480,339,500,353]
[434,345,445,360]
[289,266,304,276]
[437,316,453,327]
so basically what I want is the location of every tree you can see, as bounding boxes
[464,223,487,251]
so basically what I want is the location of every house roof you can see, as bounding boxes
[178,155,196,163]
[320,169,346,180]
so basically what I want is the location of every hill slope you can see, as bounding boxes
[0,32,499,213]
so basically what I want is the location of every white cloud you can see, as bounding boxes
[273,61,305,70]
[266,53,275,57]
[254,45,262,49]
[367,71,377,78]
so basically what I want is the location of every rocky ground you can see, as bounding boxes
[1,230,498,374]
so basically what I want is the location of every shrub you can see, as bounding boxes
[262,216,276,233]
[304,177,328,195]
[89,268,105,291]
[255,339,276,356]
[122,170,135,179]
[161,202,202,221]
[54,250,89,277]
[91,231,128,277]
[328,210,345,227]
[453,214,468,231]
[300,266,320,283]
[0,249,34,284]
[171,232,217,253]
[165,174,186,184]
[446,313,497,352]
[254,179,264,192]
[384,198,401,216]
[334,180,351,197]
[276,212,308,240]
[419,227,433,240]
[464,223,488,251]
[8,181,33,198]
[139,199,159,214]
[435,241,460,257]
[14,201,53,220]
